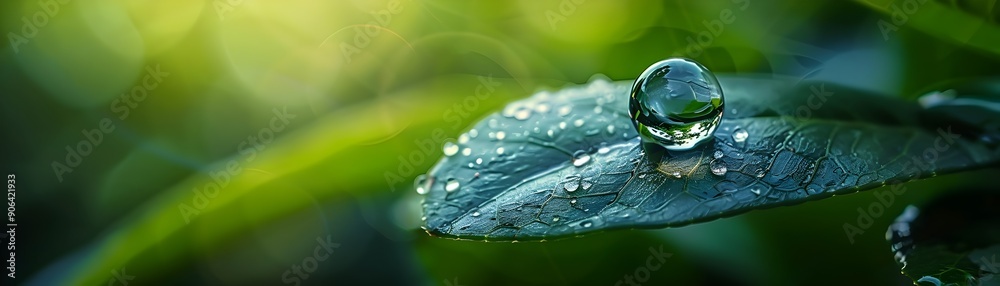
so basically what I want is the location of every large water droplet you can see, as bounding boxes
[733,128,748,143]
[445,178,460,192]
[443,142,459,156]
[710,160,728,176]
[629,58,724,151]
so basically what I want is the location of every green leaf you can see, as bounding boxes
[419,75,1000,241]
[887,191,1000,285]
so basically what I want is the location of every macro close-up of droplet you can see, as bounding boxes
[629,58,725,151]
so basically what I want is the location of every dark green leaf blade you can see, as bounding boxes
[420,76,1000,241]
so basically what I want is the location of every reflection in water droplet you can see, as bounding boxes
[629,58,724,151]
[443,142,459,156]
[710,160,727,176]
[445,178,460,192]
[573,154,591,167]
[713,150,724,159]
[733,128,748,142]
[414,174,429,195]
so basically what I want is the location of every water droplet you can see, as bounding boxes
[552,216,561,222]
[496,147,505,155]
[570,199,578,204]
[475,158,483,164]
[514,108,532,120]
[536,103,550,113]
[750,188,761,195]
[573,154,591,166]
[414,174,430,195]
[573,119,585,127]
[581,180,593,190]
[593,106,603,114]
[710,160,727,176]
[598,147,610,154]
[458,134,470,144]
[443,142,459,156]
[672,171,681,178]
[713,150,724,159]
[445,178,460,192]
[488,119,499,129]
[559,122,567,129]
[629,58,724,151]
[472,211,481,217]
[581,221,593,228]
[564,179,580,192]
[558,106,572,117]
[496,131,506,140]
[469,129,479,138]
[462,148,472,156]
[547,129,555,137]
[733,128,748,143]
[607,124,615,134]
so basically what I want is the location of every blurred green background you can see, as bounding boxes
[2,0,1000,285]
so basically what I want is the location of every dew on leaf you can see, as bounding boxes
[445,178,460,192]
[443,142,459,156]
[629,58,724,151]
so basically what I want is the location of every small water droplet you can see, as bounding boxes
[469,129,479,138]
[496,147,505,155]
[445,178,460,192]
[732,128,748,142]
[593,106,603,114]
[573,154,591,167]
[458,134,470,144]
[713,150,724,159]
[475,158,483,164]
[630,58,724,151]
[606,124,615,134]
[598,147,610,154]
[462,148,472,156]
[710,160,728,176]
[414,174,430,195]
[488,119,499,129]
[552,216,560,222]
[472,211,481,217]
[570,199,577,204]
[496,131,506,140]
[558,106,572,117]
[547,129,555,137]
[514,108,532,120]
[573,119,585,127]
[581,181,593,190]
[672,172,681,178]
[564,179,580,192]
[443,142,459,156]
[581,221,593,228]
[536,103,550,113]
